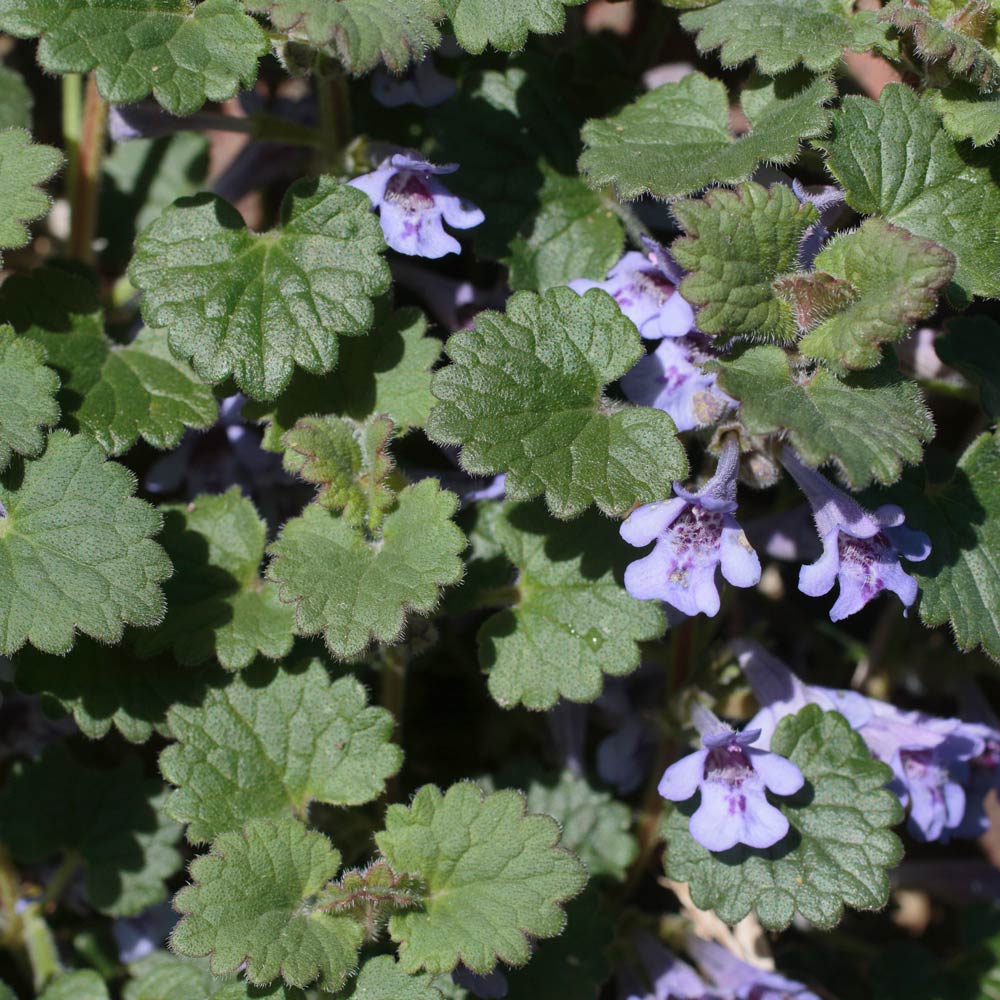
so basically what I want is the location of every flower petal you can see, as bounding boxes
[620,498,688,547]
[658,748,708,801]
[379,204,461,258]
[651,291,696,338]
[799,530,840,597]
[747,748,804,796]
[719,522,761,589]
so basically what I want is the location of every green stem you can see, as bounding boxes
[602,190,651,251]
[69,75,108,265]
[62,74,83,212]
[316,57,352,173]
[39,850,81,909]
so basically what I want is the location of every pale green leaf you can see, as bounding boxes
[267,480,465,659]
[129,177,391,401]
[816,83,1000,300]
[479,501,664,709]
[376,783,588,974]
[172,817,363,991]
[0,0,268,115]
[933,84,1000,145]
[937,315,1000,417]
[580,72,835,201]
[0,64,32,130]
[0,128,61,253]
[126,952,304,1000]
[671,182,818,343]
[0,268,217,455]
[427,287,687,519]
[0,324,59,471]
[0,430,171,654]
[337,956,443,1000]
[134,489,295,670]
[798,219,955,369]
[713,346,934,486]
[40,971,109,1000]
[664,706,904,930]
[440,0,586,53]
[161,657,401,844]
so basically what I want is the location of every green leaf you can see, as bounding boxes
[376,782,588,974]
[663,706,904,930]
[507,167,624,293]
[0,129,61,255]
[248,305,440,446]
[126,952,303,1000]
[427,287,687,519]
[134,489,294,670]
[882,0,1000,91]
[252,0,444,73]
[816,83,1000,301]
[267,480,465,658]
[39,971,109,1000]
[522,771,637,881]
[932,83,1000,145]
[0,64,32,130]
[671,182,818,343]
[337,956,443,1000]
[0,746,182,916]
[714,346,934,486]
[887,432,1000,660]
[0,268,217,455]
[797,219,955,369]
[0,324,59,471]
[937,315,1000,416]
[680,0,855,73]
[440,0,586,53]
[161,656,401,844]
[129,177,391,401]
[283,414,395,532]
[173,817,363,991]
[0,0,268,115]
[478,501,665,709]
[0,430,170,654]
[579,71,835,201]
[15,638,224,744]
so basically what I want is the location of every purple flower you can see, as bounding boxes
[113,902,176,964]
[391,259,508,332]
[953,725,1000,838]
[621,336,734,432]
[659,704,804,852]
[569,250,695,340]
[372,58,456,108]
[780,447,931,621]
[620,438,761,617]
[349,152,484,258]
[791,179,845,269]
[686,936,819,1000]
[619,931,714,1000]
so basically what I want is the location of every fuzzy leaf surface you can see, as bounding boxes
[0,129,61,253]
[932,84,1000,145]
[39,972,109,1000]
[0,0,268,115]
[376,783,588,974]
[580,72,834,201]
[937,316,1000,417]
[798,219,955,369]
[478,501,664,709]
[125,952,305,999]
[0,430,170,654]
[172,817,363,991]
[664,706,904,930]
[130,178,390,401]
[714,347,934,486]
[427,287,686,518]
[267,480,465,658]
[337,957,442,1000]
[0,324,59,471]
[161,657,400,844]
[440,0,586,53]
[0,268,216,455]
[0,64,32,130]
[672,182,817,343]
[0,747,182,916]
[135,489,294,670]
[816,83,1000,300]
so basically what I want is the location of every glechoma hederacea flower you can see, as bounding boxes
[780,446,931,621]
[620,437,761,617]
[349,152,484,258]
[658,703,804,852]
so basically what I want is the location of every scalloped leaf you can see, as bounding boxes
[816,83,1000,301]
[932,83,1000,145]
[376,783,588,974]
[129,178,391,401]
[0,324,59,471]
[337,957,443,1000]
[267,480,465,659]
[0,129,61,255]
[0,747,182,917]
[478,501,664,710]
[0,430,171,654]
[161,657,401,844]
[580,72,835,201]
[0,268,217,456]
[126,952,302,999]
[427,287,687,519]
[40,972,109,1000]
[134,489,294,670]
[440,0,586,53]
[172,817,363,991]
[714,347,934,486]
[663,706,904,930]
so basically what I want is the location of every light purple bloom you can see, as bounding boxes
[619,931,713,1000]
[391,259,508,332]
[686,936,819,1000]
[569,250,695,340]
[621,336,735,432]
[620,438,761,617]
[349,152,484,258]
[780,447,931,621]
[953,725,1000,838]
[113,902,176,964]
[659,704,804,852]
[372,58,456,108]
